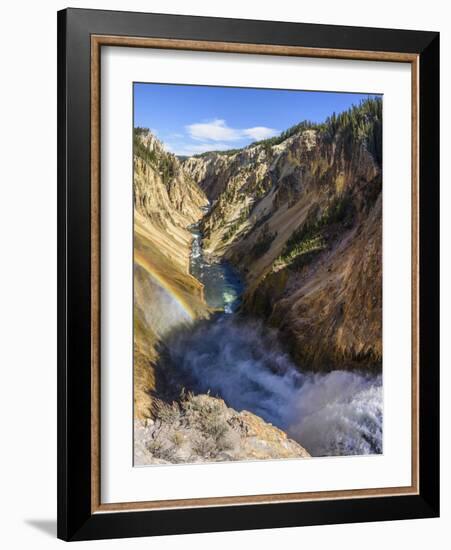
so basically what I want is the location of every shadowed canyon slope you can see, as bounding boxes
[183,99,382,370]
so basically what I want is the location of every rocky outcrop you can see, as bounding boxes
[183,99,382,370]
[182,152,243,201]
[134,393,310,465]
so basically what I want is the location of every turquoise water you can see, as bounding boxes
[189,224,243,313]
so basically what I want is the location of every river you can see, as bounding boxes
[165,221,383,457]
[189,222,243,313]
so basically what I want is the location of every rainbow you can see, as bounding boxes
[134,250,197,320]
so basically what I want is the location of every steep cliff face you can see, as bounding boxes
[182,153,241,201]
[134,130,207,273]
[133,129,209,419]
[182,99,382,370]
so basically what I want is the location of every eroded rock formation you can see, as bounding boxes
[182,99,382,370]
[133,130,209,419]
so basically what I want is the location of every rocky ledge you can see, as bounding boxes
[134,393,310,465]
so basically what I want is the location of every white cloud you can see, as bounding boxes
[243,126,279,140]
[188,142,234,152]
[164,141,235,157]
[186,119,278,143]
[186,119,240,141]
[162,119,279,156]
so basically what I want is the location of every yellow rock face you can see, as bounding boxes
[183,123,382,371]
[133,132,210,418]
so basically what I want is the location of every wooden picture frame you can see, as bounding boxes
[57,7,439,541]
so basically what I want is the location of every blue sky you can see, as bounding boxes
[134,83,379,156]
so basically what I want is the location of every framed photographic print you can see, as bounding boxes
[57,8,439,541]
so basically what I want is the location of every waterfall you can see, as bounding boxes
[166,315,382,457]
[154,217,383,458]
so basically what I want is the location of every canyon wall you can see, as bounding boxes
[133,130,313,460]
[183,99,382,371]
[133,129,209,418]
